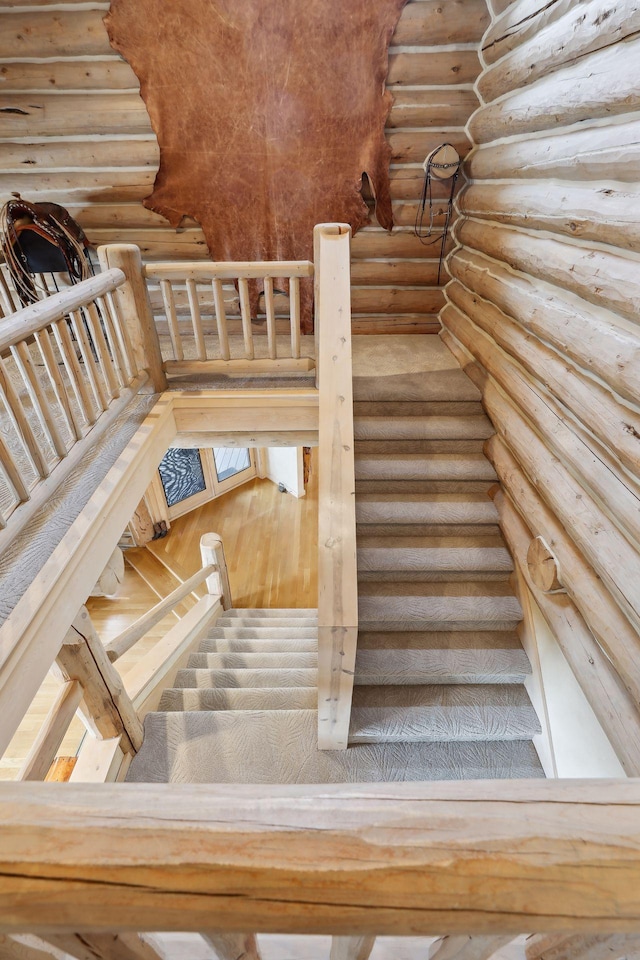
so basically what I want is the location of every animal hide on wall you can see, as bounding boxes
[105,0,407,329]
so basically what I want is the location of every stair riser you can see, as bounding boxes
[357,631,522,651]
[359,597,522,623]
[355,440,486,455]
[188,653,318,670]
[355,461,498,482]
[207,627,318,640]
[353,402,485,417]
[357,547,513,573]
[201,638,318,653]
[216,618,318,628]
[355,480,497,494]
[159,688,317,712]
[354,416,493,441]
[226,608,317,617]
[174,668,318,689]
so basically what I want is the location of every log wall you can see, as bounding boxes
[441,0,640,772]
[0,0,488,334]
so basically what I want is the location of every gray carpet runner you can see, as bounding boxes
[127,337,543,785]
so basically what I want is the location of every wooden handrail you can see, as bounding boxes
[0,780,639,934]
[314,223,358,751]
[143,261,314,280]
[0,270,125,354]
[104,563,216,662]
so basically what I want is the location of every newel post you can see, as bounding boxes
[97,243,167,392]
[200,533,232,610]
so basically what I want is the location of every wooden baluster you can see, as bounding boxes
[94,294,128,388]
[0,267,17,315]
[330,938,375,960]
[34,326,84,441]
[238,277,254,360]
[160,279,184,361]
[289,275,301,359]
[0,429,30,503]
[212,278,230,360]
[103,289,138,381]
[51,317,97,426]
[11,341,68,459]
[83,302,121,400]
[264,276,277,359]
[0,357,50,478]
[186,278,207,360]
[69,308,109,412]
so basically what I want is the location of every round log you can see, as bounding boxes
[527,536,563,593]
[90,547,125,599]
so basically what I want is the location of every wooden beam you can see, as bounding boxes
[314,224,358,752]
[1,781,640,934]
[0,936,60,960]
[17,681,84,782]
[42,934,165,960]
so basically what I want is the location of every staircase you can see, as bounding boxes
[349,336,542,762]
[126,337,543,785]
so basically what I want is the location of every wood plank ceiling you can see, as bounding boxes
[0,0,488,333]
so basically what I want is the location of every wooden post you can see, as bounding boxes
[200,534,232,610]
[42,934,166,960]
[97,244,167,393]
[527,537,563,593]
[430,936,516,960]
[54,607,144,753]
[203,934,261,960]
[314,223,357,751]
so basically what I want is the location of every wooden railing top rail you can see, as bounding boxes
[0,779,638,935]
[314,223,358,751]
[143,261,314,281]
[104,563,216,662]
[0,269,125,352]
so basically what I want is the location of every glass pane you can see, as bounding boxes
[158,448,206,507]
[213,447,251,483]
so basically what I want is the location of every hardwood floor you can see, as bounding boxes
[148,449,318,609]
[1,450,318,780]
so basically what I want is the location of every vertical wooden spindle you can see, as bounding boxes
[238,278,254,360]
[160,279,184,361]
[212,278,230,360]
[186,278,207,360]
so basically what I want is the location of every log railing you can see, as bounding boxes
[1,780,639,934]
[314,223,358,750]
[138,259,315,379]
[7,535,228,784]
[0,267,146,549]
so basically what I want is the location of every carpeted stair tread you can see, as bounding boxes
[357,630,523,650]
[353,401,484,417]
[359,581,522,628]
[188,651,318,670]
[173,667,318,689]
[354,647,531,684]
[354,415,493,440]
[355,492,499,525]
[159,687,317,712]
[355,454,498,482]
[356,536,513,573]
[201,637,318,653]
[353,371,481,403]
[126,710,545,783]
[355,479,497,494]
[348,684,541,743]
[355,439,486,455]
[206,627,318,640]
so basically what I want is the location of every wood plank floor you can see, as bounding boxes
[1,451,318,780]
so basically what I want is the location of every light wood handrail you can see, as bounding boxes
[0,270,125,354]
[314,223,358,751]
[105,563,216,662]
[0,780,639,934]
[143,261,314,280]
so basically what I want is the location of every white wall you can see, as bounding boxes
[530,599,626,779]
[259,447,305,498]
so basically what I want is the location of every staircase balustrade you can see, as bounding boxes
[314,223,358,750]
[113,255,317,380]
[0,267,146,551]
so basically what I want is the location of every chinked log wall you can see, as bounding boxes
[0,0,488,334]
[441,0,640,772]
